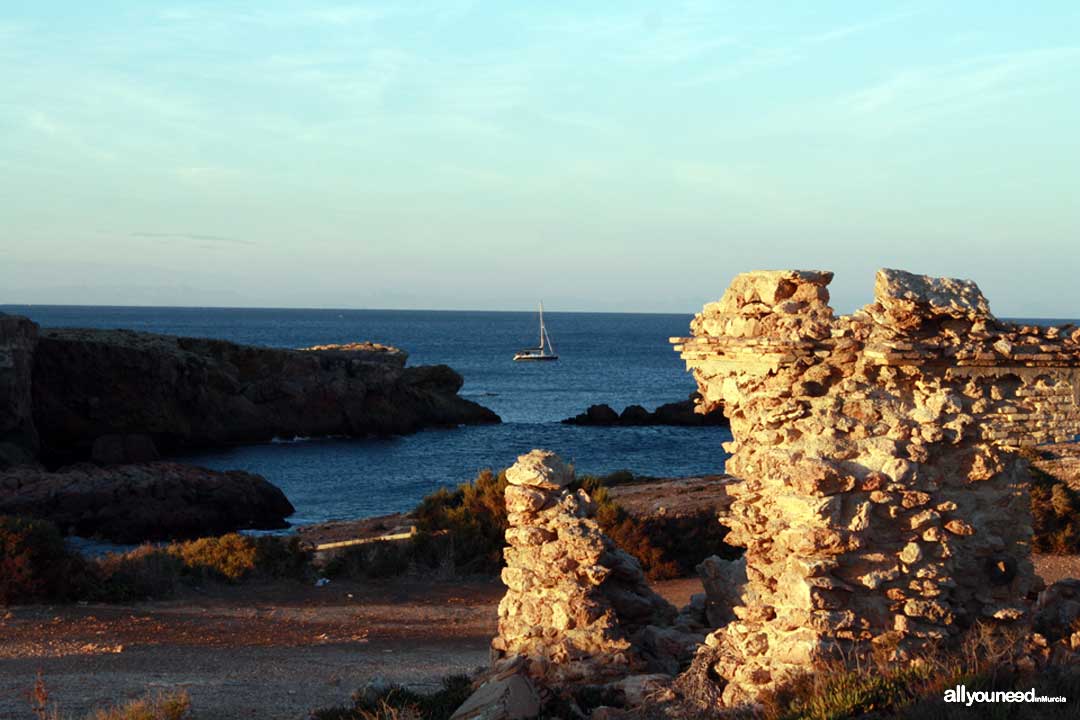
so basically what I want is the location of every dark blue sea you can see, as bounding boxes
[3,305,734,526]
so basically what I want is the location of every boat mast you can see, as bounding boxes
[538,301,546,354]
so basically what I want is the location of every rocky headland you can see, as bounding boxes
[0,313,499,541]
[28,325,499,464]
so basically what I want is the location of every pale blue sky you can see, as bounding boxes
[1,1,1077,314]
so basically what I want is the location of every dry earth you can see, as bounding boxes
[0,577,702,720]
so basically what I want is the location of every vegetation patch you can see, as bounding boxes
[310,675,473,720]
[0,515,89,605]
[752,627,1080,720]
[1028,463,1080,554]
[325,468,736,582]
[31,674,191,720]
[1,524,310,605]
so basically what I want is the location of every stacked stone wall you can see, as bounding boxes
[672,268,1080,705]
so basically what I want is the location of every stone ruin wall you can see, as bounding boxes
[491,450,701,686]
[672,268,1080,705]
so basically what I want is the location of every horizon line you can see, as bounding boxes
[0,301,700,317]
[3,302,1078,325]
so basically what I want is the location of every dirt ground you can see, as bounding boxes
[2,557,1077,720]
[0,577,701,720]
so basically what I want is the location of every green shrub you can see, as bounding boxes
[91,534,310,601]
[169,533,259,581]
[0,516,86,605]
[93,545,185,601]
[413,469,509,574]
[397,468,734,581]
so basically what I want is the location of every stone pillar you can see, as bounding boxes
[0,314,39,468]
[491,450,676,684]
[673,269,1080,706]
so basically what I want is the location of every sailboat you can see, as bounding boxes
[514,302,558,361]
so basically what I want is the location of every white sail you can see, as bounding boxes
[514,301,559,361]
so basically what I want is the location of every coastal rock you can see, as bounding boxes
[672,268,1080,708]
[26,324,499,462]
[563,403,621,426]
[561,394,727,427]
[0,462,294,542]
[0,314,39,468]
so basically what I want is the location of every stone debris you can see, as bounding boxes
[450,669,542,720]
[672,268,1080,707]
[490,450,693,687]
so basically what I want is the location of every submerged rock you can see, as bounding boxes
[0,462,294,542]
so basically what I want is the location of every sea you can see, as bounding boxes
[3,305,735,527]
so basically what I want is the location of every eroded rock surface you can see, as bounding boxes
[490,450,692,687]
[672,268,1080,706]
[0,462,294,542]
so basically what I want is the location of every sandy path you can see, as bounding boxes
[0,578,702,720]
[0,578,505,720]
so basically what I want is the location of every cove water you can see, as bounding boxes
[5,305,734,525]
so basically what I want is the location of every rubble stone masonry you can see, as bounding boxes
[672,268,1080,705]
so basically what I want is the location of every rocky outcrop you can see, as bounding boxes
[28,326,499,462]
[561,395,728,427]
[671,268,1080,707]
[0,462,294,542]
[491,450,694,686]
[0,314,39,468]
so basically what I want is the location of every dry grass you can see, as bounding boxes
[754,624,1079,720]
[31,675,190,720]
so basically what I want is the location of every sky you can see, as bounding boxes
[1,1,1078,315]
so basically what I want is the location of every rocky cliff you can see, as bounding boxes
[27,325,499,463]
[0,314,39,468]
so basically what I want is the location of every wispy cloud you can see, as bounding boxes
[839,46,1080,132]
[132,232,257,247]
[679,8,918,87]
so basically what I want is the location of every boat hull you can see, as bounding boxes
[513,354,559,362]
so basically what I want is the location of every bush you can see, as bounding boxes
[31,674,190,720]
[402,468,732,581]
[311,675,473,720]
[85,690,191,720]
[1029,465,1080,554]
[0,516,87,605]
[413,469,509,574]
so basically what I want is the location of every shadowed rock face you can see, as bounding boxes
[560,395,729,427]
[0,314,39,468]
[29,326,500,463]
[0,462,294,542]
[672,268,1080,707]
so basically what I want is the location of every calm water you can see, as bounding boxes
[4,305,733,524]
